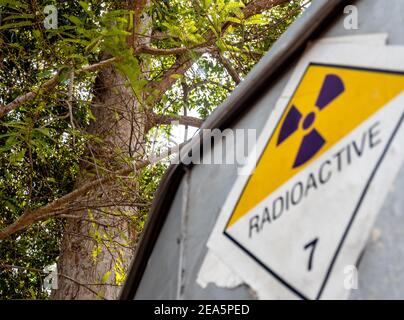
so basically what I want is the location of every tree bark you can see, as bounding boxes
[52,62,144,300]
[51,0,155,299]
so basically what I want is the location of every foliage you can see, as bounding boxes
[0,0,307,299]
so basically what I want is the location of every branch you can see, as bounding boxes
[0,72,60,118]
[188,80,233,92]
[0,141,188,240]
[67,68,76,137]
[0,57,117,119]
[150,30,172,41]
[216,51,241,85]
[135,44,209,56]
[146,138,191,165]
[0,166,132,240]
[148,0,290,98]
[80,57,117,73]
[149,112,204,128]
[242,0,291,20]
[0,261,105,299]
[147,54,196,102]
[137,45,189,55]
[0,1,289,119]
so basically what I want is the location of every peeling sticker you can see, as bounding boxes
[201,36,404,299]
[197,251,243,289]
[196,34,388,294]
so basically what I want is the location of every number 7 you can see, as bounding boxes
[303,238,318,271]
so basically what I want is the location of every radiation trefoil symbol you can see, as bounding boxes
[277,74,345,168]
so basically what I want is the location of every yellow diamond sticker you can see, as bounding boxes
[219,62,404,300]
[227,64,404,228]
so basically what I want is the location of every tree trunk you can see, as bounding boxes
[52,63,146,300]
[52,0,152,300]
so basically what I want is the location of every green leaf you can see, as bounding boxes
[91,245,102,261]
[203,0,213,9]
[66,15,83,26]
[0,0,28,9]
[34,128,52,138]
[225,2,245,12]
[78,1,89,12]
[5,200,16,212]
[245,14,268,26]
[13,148,26,163]
[85,36,103,53]
[2,13,35,21]
[208,25,219,38]
[101,271,111,284]
[0,21,34,30]
[226,17,241,24]
[170,74,183,80]
[5,134,19,148]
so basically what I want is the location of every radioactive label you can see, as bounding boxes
[206,45,404,300]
